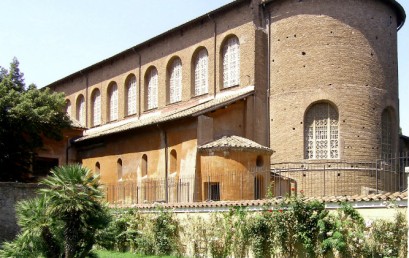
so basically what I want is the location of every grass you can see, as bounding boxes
[95,249,179,258]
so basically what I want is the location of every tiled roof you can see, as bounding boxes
[116,191,407,210]
[198,135,274,154]
[70,117,86,129]
[75,86,255,142]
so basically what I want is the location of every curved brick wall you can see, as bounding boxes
[268,0,400,163]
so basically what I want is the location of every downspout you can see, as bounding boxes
[157,124,169,203]
[208,14,217,98]
[132,47,142,118]
[265,5,272,147]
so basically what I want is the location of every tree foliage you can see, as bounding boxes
[0,58,71,181]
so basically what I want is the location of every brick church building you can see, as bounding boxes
[45,0,406,203]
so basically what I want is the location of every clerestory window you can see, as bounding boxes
[222,36,240,88]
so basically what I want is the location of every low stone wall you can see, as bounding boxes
[0,182,41,245]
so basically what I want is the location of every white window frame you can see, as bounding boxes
[76,95,85,126]
[169,59,182,103]
[147,69,158,110]
[92,90,101,126]
[127,76,137,116]
[109,83,118,121]
[305,103,339,159]
[223,37,240,88]
[194,49,209,96]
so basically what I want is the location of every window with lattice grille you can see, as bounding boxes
[66,100,71,117]
[76,95,85,126]
[381,109,392,159]
[92,89,101,126]
[223,36,240,88]
[169,59,182,103]
[127,76,137,115]
[109,83,118,121]
[194,49,208,96]
[305,103,339,159]
[147,69,158,110]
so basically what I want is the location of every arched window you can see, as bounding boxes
[146,68,158,110]
[222,36,240,88]
[169,58,182,103]
[76,94,85,126]
[305,102,339,159]
[91,89,101,126]
[142,154,148,176]
[194,48,209,96]
[381,108,393,159]
[95,162,100,174]
[126,75,137,116]
[170,149,177,173]
[256,155,264,167]
[117,159,123,181]
[65,100,71,117]
[108,83,118,121]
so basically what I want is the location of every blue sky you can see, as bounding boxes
[0,0,408,135]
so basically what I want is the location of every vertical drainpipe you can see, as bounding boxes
[132,47,142,118]
[265,6,272,148]
[208,14,217,98]
[157,124,169,203]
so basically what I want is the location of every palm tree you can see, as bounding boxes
[40,164,110,258]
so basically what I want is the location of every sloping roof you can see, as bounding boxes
[119,191,407,210]
[198,135,274,154]
[70,117,86,129]
[75,86,255,143]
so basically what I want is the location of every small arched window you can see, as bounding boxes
[76,94,85,126]
[169,58,182,104]
[305,102,339,159]
[194,48,209,96]
[381,108,393,159]
[170,149,177,173]
[108,83,118,121]
[126,75,137,116]
[65,100,71,117]
[146,68,158,110]
[222,36,240,88]
[95,162,100,175]
[142,154,148,177]
[117,159,123,181]
[256,155,264,167]
[91,89,101,126]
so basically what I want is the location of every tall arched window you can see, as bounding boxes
[117,159,123,181]
[126,75,137,116]
[65,100,71,117]
[108,83,118,121]
[142,154,148,177]
[170,149,177,173]
[95,162,100,175]
[76,94,85,126]
[169,58,182,103]
[194,48,209,96]
[305,102,339,159]
[381,108,393,159]
[91,89,101,126]
[146,68,158,110]
[222,36,240,88]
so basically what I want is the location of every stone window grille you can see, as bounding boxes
[305,103,339,159]
[76,95,86,126]
[147,69,158,110]
[223,36,240,88]
[65,100,71,117]
[194,49,208,96]
[169,59,182,103]
[381,109,392,159]
[109,83,118,121]
[127,76,137,116]
[92,89,101,126]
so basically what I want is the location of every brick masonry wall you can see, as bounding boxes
[0,183,41,245]
[267,0,400,163]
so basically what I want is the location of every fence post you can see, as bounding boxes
[405,167,409,258]
[376,161,379,194]
[323,165,326,197]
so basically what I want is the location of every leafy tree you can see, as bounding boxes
[0,58,71,181]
